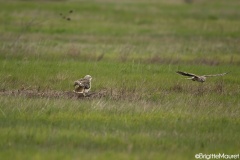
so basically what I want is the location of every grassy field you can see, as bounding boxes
[0,0,240,159]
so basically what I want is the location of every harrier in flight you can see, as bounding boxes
[73,75,92,96]
[176,71,228,83]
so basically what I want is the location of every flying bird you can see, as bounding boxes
[59,10,73,21]
[73,75,92,96]
[176,71,229,83]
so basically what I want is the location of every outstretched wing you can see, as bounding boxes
[203,72,229,77]
[176,71,197,77]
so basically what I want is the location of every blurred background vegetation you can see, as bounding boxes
[1,0,240,64]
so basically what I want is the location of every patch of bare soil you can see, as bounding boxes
[0,88,109,99]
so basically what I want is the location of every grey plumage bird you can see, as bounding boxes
[73,75,92,96]
[176,71,229,83]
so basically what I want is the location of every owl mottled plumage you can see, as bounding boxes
[74,75,92,96]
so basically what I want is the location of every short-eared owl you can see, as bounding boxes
[176,71,228,83]
[73,75,92,96]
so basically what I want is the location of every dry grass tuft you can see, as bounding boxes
[169,83,184,92]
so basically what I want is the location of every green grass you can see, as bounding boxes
[0,97,239,160]
[0,0,240,159]
[1,0,240,63]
